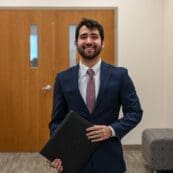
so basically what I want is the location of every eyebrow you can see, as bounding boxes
[79,33,99,37]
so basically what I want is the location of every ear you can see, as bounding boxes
[102,43,104,48]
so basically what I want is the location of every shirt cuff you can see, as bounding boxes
[108,126,116,137]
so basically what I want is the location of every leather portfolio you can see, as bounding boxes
[40,110,99,173]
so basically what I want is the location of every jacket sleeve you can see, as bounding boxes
[48,73,68,136]
[111,69,143,139]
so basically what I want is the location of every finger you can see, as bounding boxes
[87,133,101,139]
[86,125,102,132]
[55,160,62,169]
[55,160,63,172]
[86,129,102,136]
[50,159,61,168]
[50,159,58,168]
[56,165,63,172]
[87,130,110,142]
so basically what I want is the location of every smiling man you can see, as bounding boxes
[49,18,143,173]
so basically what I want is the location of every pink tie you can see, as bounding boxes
[86,69,95,113]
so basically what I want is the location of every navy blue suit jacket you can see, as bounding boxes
[49,61,143,173]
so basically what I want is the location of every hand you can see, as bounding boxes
[49,158,63,173]
[86,125,112,142]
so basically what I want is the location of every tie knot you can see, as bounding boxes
[87,69,95,77]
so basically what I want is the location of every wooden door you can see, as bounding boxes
[0,9,116,151]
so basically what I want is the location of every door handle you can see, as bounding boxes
[42,84,52,91]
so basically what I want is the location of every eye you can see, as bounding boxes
[91,34,99,40]
[79,34,87,40]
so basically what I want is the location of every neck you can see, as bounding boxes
[80,57,100,68]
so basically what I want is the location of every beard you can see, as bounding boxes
[77,45,102,60]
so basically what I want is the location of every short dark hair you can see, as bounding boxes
[75,18,104,42]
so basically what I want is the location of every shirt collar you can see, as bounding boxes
[79,59,101,76]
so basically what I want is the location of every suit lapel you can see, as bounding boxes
[93,62,112,113]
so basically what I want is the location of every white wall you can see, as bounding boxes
[0,0,172,144]
[118,0,165,144]
[164,0,173,128]
[0,0,117,7]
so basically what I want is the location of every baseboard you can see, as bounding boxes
[123,144,141,150]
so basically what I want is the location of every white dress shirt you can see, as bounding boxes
[78,59,101,103]
[78,59,115,137]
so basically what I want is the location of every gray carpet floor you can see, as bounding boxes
[0,148,150,173]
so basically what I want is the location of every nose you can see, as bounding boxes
[86,37,93,44]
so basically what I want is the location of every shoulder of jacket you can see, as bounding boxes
[55,65,78,77]
[102,61,127,72]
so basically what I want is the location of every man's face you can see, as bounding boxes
[75,26,104,60]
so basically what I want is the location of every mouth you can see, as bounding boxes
[83,46,96,52]
[85,47,94,51]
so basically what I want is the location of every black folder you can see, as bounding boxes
[40,110,99,173]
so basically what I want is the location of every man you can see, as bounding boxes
[49,18,143,173]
